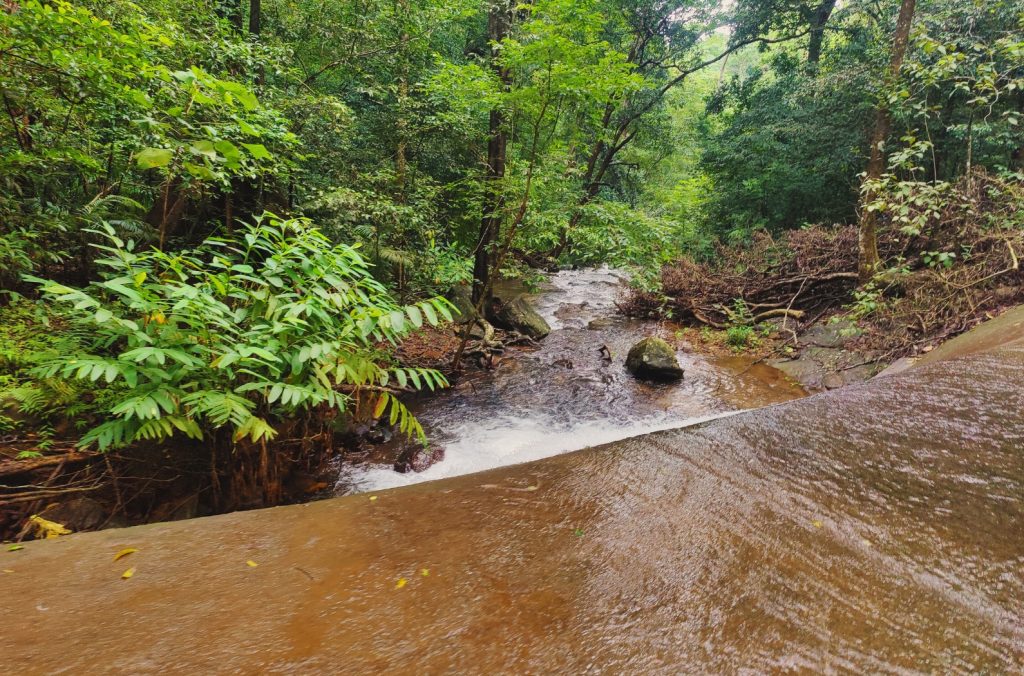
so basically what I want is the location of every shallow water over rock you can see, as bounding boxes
[3,327,1023,673]
[339,268,805,493]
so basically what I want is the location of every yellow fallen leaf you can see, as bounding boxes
[395,577,407,589]
[369,496,378,502]
[121,567,135,580]
[7,545,24,552]
[28,515,71,539]
[812,520,823,529]
[113,547,138,562]
[420,568,429,577]
[246,560,258,568]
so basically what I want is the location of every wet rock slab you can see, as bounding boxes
[769,320,879,390]
[3,333,1023,673]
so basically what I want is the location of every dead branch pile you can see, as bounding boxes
[864,170,1024,353]
[624,170,1024,356]
[623,226,867,327]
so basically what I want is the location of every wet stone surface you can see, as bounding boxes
[3,335,1023,673]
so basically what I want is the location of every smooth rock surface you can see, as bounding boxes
[3,312,1024,674]
[801,319,859,348]
[446,283,477,324]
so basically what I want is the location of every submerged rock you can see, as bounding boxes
[625,337,683,382]
[487,295,551,339]
[37,497,108,532]
[394,445,445,474]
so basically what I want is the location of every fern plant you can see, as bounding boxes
[28,214,453,451]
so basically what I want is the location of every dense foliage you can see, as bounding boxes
[29,217,451,450]
[0,0,1020,523]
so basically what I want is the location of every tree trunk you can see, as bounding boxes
[807,0,837,64]
[248,0,260,35]
[395,0,410,201]
[858,0,917,283]
[472,0,512,304]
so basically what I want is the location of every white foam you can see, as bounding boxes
[339,410,736,494]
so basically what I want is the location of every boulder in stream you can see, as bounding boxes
[487,295,551,339]
[446,283,477,324]
[625,337,683,382]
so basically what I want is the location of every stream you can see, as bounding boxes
[338,268,805,494]
[6,293,1024,672]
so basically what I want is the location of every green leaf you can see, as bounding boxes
[135,147,174,169]
[238,120,261,136]
[388,310,406,333]
[190,140,217,159]
[421,302,438,326]
[405,305,423,328]
[242,143,272,160]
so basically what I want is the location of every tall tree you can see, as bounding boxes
[858,0,917,282]
[249,0,261,35]
[472,0,513,303]
[547,1,811,260]
[806,0,837,63]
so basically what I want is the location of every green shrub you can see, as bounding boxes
[28,215,453,450]
[725,324,755,349]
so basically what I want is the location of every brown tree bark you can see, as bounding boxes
[858,0,917,282]
[248,0,260,35]
[807,0,837,64]
[472,0,512,304]
[395,0,410,200]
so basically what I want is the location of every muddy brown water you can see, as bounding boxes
[3,291,1023,673]
[339,268,804,493]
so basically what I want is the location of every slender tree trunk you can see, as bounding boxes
[472,0,512,304]
[807,0,837,64]
[858,0,917,283]
[249,0,265,86]
[395,0,410,200]
[716,52,731,87]
[248,0,260,35]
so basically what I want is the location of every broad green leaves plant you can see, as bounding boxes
[29,215,454,450]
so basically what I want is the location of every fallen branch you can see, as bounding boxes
[753,308,806,322]
[0,451,95,479]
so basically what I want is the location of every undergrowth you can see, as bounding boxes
[625,170,1024,358]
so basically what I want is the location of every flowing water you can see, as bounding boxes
[4,330,1023,672]
[339,268,805,493]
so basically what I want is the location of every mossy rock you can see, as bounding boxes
[487,295,550,339]
[625,337,683,382]
[446,283,477,324]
